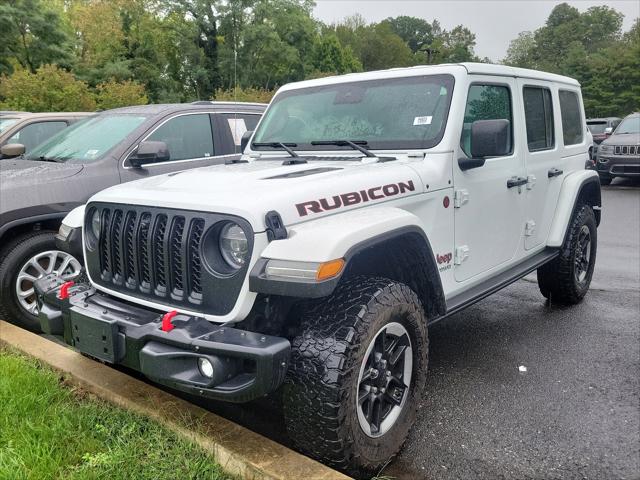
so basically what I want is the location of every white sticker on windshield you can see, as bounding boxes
[228,118,247,146]
[86,149,99,158]
[413,116,432,126]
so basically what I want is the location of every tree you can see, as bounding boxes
[0,65,96,112]
[382,16,435,53]
[95,79,148,110]
[308,34,361,75]
[503,31,537,68]
[0,0,72,75]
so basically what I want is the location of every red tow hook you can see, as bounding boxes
[58,281,75,300]
[161,310,178,332]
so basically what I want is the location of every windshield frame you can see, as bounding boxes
[252,74,456,153]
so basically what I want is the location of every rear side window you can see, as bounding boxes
[559,90,583,145]
[222,113,261,147]
[147,114,214,161]
[523,87,554,151]
[461,84,512,157]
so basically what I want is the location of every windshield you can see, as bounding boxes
[26,114,147,162]
[587,122,607,134]
[253,74,455,152]
[615,117,640,135]
[0,118,19,134]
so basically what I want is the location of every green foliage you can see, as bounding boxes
[0,0,72,75]
[0,350,230,479]
[0,65,96,112]
[0,1,636,114]
[96,79,148,110]
[503,2,639,117]
[212,86,275,103]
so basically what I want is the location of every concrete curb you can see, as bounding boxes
[0,320,351,480]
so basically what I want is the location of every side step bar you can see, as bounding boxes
[432,248,560,324]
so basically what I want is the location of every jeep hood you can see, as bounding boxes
[91,158,424,231]
[601,133,640,146]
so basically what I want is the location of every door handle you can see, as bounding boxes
[507,176,528,188]
[548,167,563,178]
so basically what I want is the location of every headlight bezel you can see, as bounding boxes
[201,220,252,276]
[84,207,101,251]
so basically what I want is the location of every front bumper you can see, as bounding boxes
[596,155,640,177]
[35,274,290,403]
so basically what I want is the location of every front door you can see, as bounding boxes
[453,78,526,282]
[119,113,227,182]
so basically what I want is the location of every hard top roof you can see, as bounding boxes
[278,62,581,93]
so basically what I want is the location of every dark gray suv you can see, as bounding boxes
[596,112,640,185]
[0,102,265,329]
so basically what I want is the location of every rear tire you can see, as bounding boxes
[537,204,597,305]
[283,276,428,478]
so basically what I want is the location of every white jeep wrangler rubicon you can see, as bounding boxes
[36,63,600,477]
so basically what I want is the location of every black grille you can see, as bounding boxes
[95,207,205,303]
[86,203,254,315]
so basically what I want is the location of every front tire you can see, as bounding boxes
[283,276,428,478]
[0,231,82,330]
[537,204,597,304]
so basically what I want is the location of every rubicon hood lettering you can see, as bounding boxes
[296,180,416,217]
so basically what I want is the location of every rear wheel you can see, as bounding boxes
[283,276,428,478]
[0,231,81,330]
[537,204,597,304]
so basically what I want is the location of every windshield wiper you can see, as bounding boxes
[252,142,299,158]
[38,156,60,163]
[310,140,376,157]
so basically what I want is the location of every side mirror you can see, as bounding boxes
[0,143,26,159]
[604,127,613,135]
[129,141,170,168]
[459,119,511,171]
[240,130,253,153]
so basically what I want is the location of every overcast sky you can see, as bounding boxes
[313,1,640,62]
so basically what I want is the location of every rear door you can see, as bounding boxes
[120,112,226,181]
[453,77,527,282]
[518,80,564,250]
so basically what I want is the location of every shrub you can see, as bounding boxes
[212,87,275,104]
[0,65,96,111]
[95,79,148,110]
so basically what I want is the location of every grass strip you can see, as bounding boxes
[0,349,232,480]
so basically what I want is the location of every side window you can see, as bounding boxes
[9,121,68,153]
[523,87,554,151]
[147,114,214,161]
[223,114,261,147]
[461,84,512,157]
[559,90,583,146]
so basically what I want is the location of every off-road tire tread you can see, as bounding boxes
[283,275,428,477]
[0,230,58,329]
[537,204,597,305]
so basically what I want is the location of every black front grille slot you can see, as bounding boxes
[89,203,253,315]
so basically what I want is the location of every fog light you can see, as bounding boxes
[198,357,214,379]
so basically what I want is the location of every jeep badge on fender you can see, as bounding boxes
[36,63,600,478]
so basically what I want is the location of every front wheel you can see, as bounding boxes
[283,276,428,478]
[0,231,82,330]
[537,204,597,304]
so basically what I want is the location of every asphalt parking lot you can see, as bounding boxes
[186,178,639,480]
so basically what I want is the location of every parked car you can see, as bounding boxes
[595,112,640,185]
[0,112,91,160]
[35,64,599,477]
[0,102,265,328]
[587,117,621,158]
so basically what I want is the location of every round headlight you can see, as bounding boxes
[219,222,248,269]
[90,209,101,240]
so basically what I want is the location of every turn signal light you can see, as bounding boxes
[316,259,345,281]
